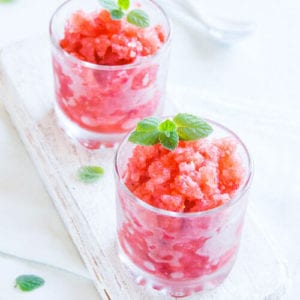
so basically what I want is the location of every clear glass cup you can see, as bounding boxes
[49,0,171,149]
[114,118,253,297]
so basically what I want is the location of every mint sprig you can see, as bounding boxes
[15,275,45,292]
[128,117,160,145]
[159,130,179,150]
[98,0,118,11]
[111,9,125,20]
[77,166,104,183]
[127,9,150,28]
[129,114,213,151]
[98,0,150,27]
[118,0,129,10]
[174,113,213,140]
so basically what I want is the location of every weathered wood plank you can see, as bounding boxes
[0,37,289,299]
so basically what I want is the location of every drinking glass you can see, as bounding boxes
[50,0,171,149]
[114,118,253,297]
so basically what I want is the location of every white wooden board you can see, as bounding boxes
[0,37,289,299]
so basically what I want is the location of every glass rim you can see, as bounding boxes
[49,0,172,71]
[114,117,253,218]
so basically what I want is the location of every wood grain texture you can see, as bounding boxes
[0,37,289,299]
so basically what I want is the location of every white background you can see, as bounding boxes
[0,0,299,299]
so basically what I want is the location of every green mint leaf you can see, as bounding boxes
[158,119,176,132]
[111,9,125,19]
[136,117,160,132]
[159,131,179,150]
[77,166,104,183]
[129,130,159,145]
[98,0,118,11]
[129,117,160,145]
[15,275,45,292]
[129,114,213,150]
[173,113,213,140]
[127,9,150,28]
[118,0,130,10]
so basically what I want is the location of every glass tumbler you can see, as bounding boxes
[114,119,253,297]
[49,0,171,149]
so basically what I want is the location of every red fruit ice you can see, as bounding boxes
[117,137,248,295]
[53,9,168,137]
[125,138,244,212]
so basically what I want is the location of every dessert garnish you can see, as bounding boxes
[99,0,150,28]
[129,113,213,150]
[77,166,104,183]
[15,274,45,292]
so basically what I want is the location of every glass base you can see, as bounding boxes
[118,246,235,298]
[55,106,126,149]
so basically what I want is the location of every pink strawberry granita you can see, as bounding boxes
[50,0,171,148]
[125,138,244,213]
[115,120,252,297]
[60,10,166,66]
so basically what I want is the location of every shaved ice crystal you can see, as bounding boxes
[60,10,166,65]
[125,138,245,212]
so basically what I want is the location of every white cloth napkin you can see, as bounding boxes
[0,100,89,277]
[0,101,99,299]
[0,254,98,300]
